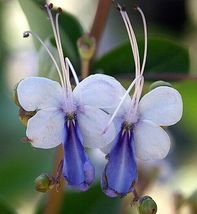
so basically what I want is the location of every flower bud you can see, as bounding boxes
[149,80,172,91]
[77,34,96,60]
[138,196,157,214]
[19,108,36,126]
[35,173,54,193]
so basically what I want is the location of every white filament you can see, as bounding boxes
[137,7,147,75]
[24,31,64,86]
[103,75,143,134]
[65,58,80,85]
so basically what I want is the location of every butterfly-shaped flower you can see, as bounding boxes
[16,4,127,191]
[98,5,183,197]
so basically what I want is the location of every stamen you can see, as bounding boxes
[23,32,30,38]
[48,3,53,10]
[117,6,141,79]
[103,75,143,134]
[136,7,147,75]
[55,13,71,91]
[57,7,63,14]
[23,31,64,86]
[45,4,71,92]
[65,58,79,85]
[123,11,141,77]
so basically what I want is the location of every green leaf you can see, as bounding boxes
[0,197,16,214]
[93,37,190,76]
[19,0,83,73]
[18,0,52,48]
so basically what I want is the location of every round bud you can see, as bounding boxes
[149,80,172,91]
[77,34,96,60]
[35,173,51,193]
[138,196,157,214]
[19,108,36,126]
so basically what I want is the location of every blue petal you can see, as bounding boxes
[101,125,137,197]
[63,119,95,191]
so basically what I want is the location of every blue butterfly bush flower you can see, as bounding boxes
[16,4,128,191]
[98,5,183,197]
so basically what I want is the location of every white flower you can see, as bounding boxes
[99,5,183,197]
[16,4,127,191]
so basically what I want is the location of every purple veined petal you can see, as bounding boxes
[101,124,137,197]
[63,119,95,191]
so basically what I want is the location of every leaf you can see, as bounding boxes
[18,0,52,48]
[19,0,84,73]
[0,197,16,214]
[93,37,190,76]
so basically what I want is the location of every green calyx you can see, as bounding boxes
[77,34,96,60]
[138,196,157,214]
[35,173,55,193]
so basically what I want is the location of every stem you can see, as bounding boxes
[44,146,65,214]
[90,0,111,44]
[81,59,90,79]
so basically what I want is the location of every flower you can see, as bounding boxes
[16,4,127,191]
[100,5,183,197]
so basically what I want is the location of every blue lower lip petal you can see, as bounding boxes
[101,126,137,197]
[63,119,95,191]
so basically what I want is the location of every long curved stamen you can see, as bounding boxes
[103,75,143,134]
[55,11,72,91]
[45,4,71,93]
[65,58,79,85]
[23,31,64,86]
[122,11,141,77]
[136,7,147,75]
[118,7,140,78]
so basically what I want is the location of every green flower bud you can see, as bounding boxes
[35,173,52,193]
[19,108,36,126]
[77,34,96,60]
[138,196,157,214]
[149,80,172,91]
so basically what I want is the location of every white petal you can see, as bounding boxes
[73,74,131,115]
[17,77,63,111]
[134,120,170,160]
[77,105,116,149]
[27,109,65,149]
[139,86,183,126]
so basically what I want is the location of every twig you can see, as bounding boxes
[44,146,65,214]
[90,0,111,45]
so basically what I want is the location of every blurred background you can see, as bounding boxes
[0,0,197,213]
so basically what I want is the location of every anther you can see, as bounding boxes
[57,7,62,14]
[112,0,121,11]
[133,4,139,10]
[23,32,30,38]
[121,5,126,12]
[48,3,53,10]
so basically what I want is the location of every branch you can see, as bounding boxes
[90,0,111,45]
